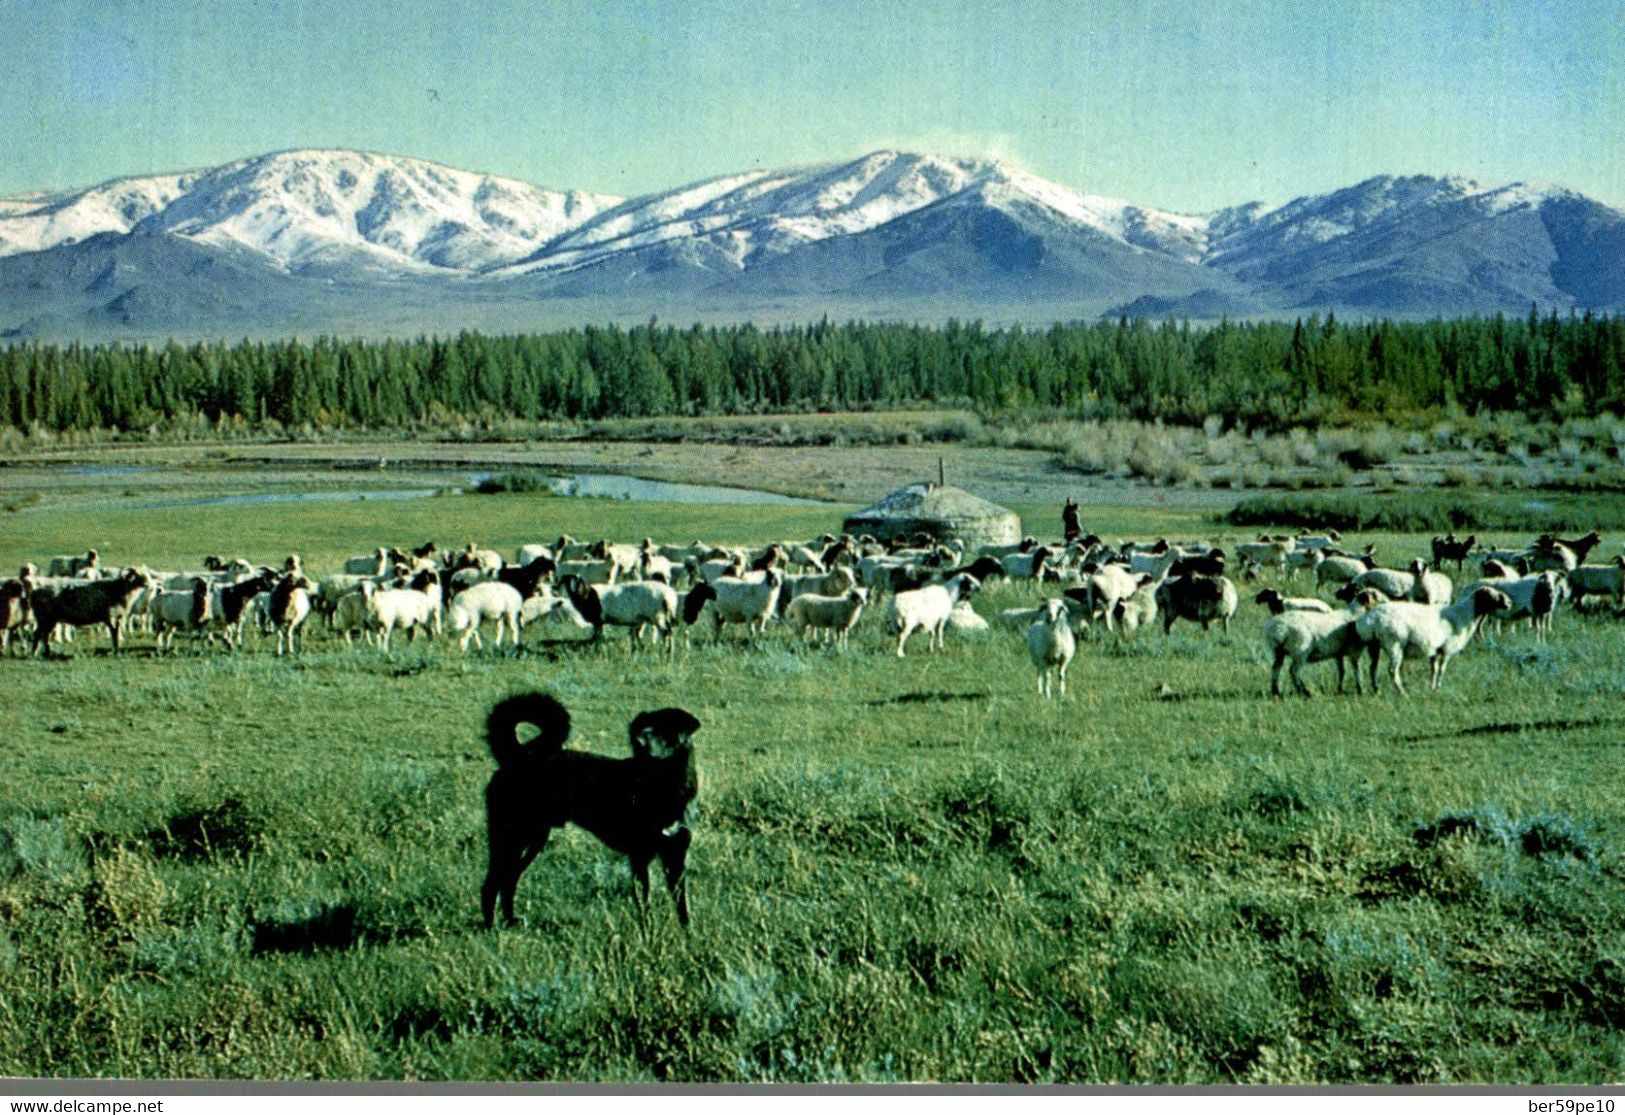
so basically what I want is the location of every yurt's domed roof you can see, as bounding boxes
[843,483,1021,547]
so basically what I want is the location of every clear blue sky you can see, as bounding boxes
[6,0,1623,211]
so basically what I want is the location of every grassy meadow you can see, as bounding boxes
[1,486,1623,1083]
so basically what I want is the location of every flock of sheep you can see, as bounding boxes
[3,523,1620,700]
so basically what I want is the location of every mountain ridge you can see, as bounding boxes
[2,149,1622,341]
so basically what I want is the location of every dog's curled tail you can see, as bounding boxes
[486,692,571,769]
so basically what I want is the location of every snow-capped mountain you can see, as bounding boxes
[493,151,1212,278]
[0,150,622,275]
[1,149,1622,341]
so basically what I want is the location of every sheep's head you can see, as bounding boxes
[1470,587,1512,617]
[1347,588,1385,611]
[1254,588,1284,613]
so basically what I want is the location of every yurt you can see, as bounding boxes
[843,482,1021,548]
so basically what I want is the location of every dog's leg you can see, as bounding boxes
[482,830,549,928]
[659,827,693,928]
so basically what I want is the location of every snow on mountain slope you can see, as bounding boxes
[0,173,193,256]
[0,151,622,274]
[497,150,1213,277]
[3,150,1622,332]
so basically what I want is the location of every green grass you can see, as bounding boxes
[2,492,1623,1082]
[1229,489,1625,533]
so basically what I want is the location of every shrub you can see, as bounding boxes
[474,471,553,495]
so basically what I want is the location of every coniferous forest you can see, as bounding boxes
[4,311,1624,436]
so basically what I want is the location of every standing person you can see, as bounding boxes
[1062,497,1082,543]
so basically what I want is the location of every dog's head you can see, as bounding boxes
[629,707,701,760]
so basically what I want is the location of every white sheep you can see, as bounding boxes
[343,548,392,576]
[1074,563,1145,633]
[367,573,443,651]
[1354,586,1511,694]
[886,573,980,657]
[1234,538,1293,577]
[1253,588,1333,615]
[1111,579,1158,635]
[331,584,376,647]
[778,565,858,614]
[1459,571,1565,641]
[703,569,784,638]
[554,557,620,586]
[150,579,215,653]
[515,543,554,566]
[1313,551,1376,590]
[1406,561,1453,606]
[1566,557,1625,609]
[561,577,682,649]
[1262,590,1383,697]
[945,600,990,633]
[786,587,869,648]
[1344,566,1417,601]
[447,581,524,652]
[1027,598,1077,698]
[1000,546,1055,581]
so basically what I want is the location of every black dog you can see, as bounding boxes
[480,692,700,929]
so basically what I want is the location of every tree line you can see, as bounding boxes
[4,310,1624,435]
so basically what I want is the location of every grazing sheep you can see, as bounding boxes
[0,579,30,654]
[1156,574,1239,634]
[1027,598,1077,698]
[1524,542,1578,574]
[493,556,556,600]
[885,573,980,657]
[515,543,554,567]
[976,537,1038,559]
[46,550,100,578]
[1254,588,1333,614]
[1344,566,1418,601]
[1233,538,1293,577]
[554,557,620,586]
[1001,546,1055,581]
[1111,578,1158,635]
[1072,563,1145,633]
[150,579,215,653]
[1262,589,1384,697]
[1566,557,1625,609]
[705,570,784,638]
[1354,587,1511,695]
[268,574,318,656]
[1459,571,1566,640]
[1169,548,1228,578]
[778,565,858,614]
[1126,548,1179,579]
[1406,561,1454,606]
[561,575,682,649]
[638,548,678,584]
[1536,531,1602,564]
[944,601,990,633]
[1313,550,1376,590]
[331,584,376,648]
[447,581,526,652]
[29,567,152,656]
[343,548,392,576]
[366,571,442,652]
[1430,534,1477,572]
[786,587,869,648]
